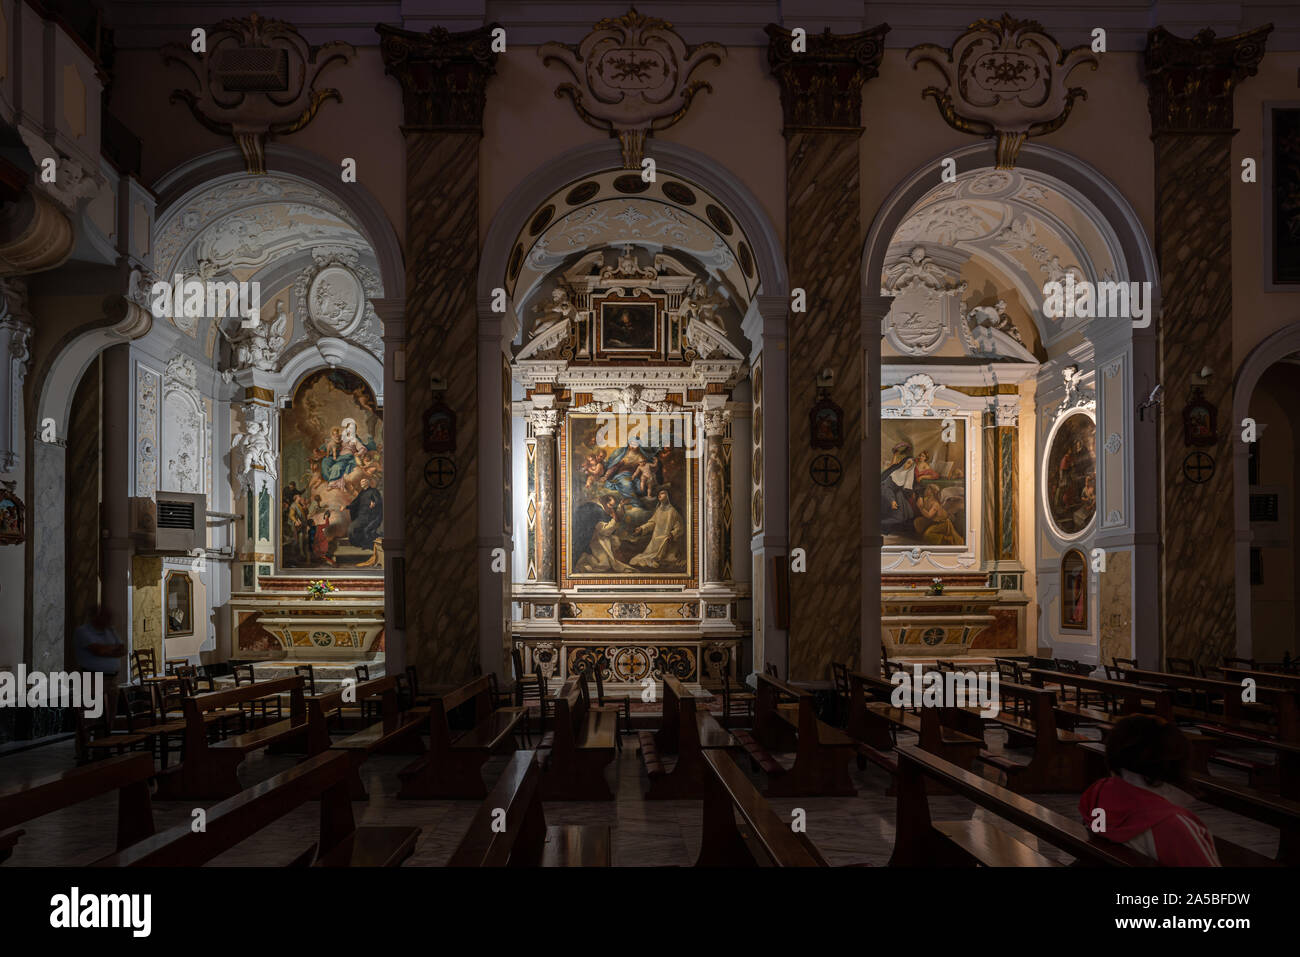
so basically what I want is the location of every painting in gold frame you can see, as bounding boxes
[560,412,696,587]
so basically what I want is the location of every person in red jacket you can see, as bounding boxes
[1079,714,1221,866]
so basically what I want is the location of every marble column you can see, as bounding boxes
[1143,26,1269,668]
[743,295,789,679]
[767,24,887,679]
[380,24,498,685]
[101,345,132,654]
[702,403,733,586]
[860,294,890,674]
[375,298,407,672]
[529,400,558,585]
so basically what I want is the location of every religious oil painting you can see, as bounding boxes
[164,570,193,638]
[280,369,384,571]
[880,417,967,548]
[1044,410,1097,538]
[598,299,659,353]
[1061,549,1088,630]
[562,412,695,585]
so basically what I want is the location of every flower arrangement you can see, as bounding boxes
[307,579,337,600]
[929,577,944,596]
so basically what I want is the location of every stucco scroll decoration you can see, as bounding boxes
[163,14,355,174]
[541,9,725,168]
[907,15,1098,169]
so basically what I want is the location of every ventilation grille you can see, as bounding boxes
[215,48,289,92]
[158,501,195,530]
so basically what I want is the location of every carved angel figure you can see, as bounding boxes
[223,303,288,372]
[232,420,277,487]
[531,285,577,338]
[966,298,1025,346]
[682,277,727,329]
[884,246,957,298]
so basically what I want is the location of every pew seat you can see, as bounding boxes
[449,750,611,866]
[932,820,1060,867]
[96,751,418,868]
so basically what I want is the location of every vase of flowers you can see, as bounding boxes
[307,579,336,601]
[929,577,944,596]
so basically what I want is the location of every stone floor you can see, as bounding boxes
[0,726,1282,866]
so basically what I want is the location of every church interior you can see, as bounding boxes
[1,0,1300,901]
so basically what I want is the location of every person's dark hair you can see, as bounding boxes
[1105,714,1189,786]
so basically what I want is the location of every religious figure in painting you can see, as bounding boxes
[880,421,967,548]
[630,488,685,569]
[881,442,918,536]
[280,369,384,569]
[1046,412,1096,536]
[566,413,692,580]
[573,495,634,573]
[347,478,383,549]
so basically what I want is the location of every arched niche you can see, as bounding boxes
[1232,320,1300,657]
[478,139,788,684]
[864,142,1160,668]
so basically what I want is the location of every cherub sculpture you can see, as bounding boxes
[682,276,727,329]
[223,302,288,371]
[231,419,277,489]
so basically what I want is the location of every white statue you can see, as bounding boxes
[682,276,727,329]
[531,286,576,338]
[231,419,276,489]
[222,302,288,372]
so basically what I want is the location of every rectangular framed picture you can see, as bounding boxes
[560,412,696,586]
[164,570,194,638]
[596,296,660,357]
[880,415,968,549]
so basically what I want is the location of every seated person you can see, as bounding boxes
[1078,714,1220,866]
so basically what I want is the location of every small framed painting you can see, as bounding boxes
[165,570,194,638]
[596,296,660,358]
[1061,549,1088,630]
[0,481,24,545]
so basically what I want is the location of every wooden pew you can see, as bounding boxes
[1119,668,1299,788]
[844,670,984,777]
[976,681,1092,793]
[740,673,856,797]
[305,676,426,799]
[891,744,1155,867]
[696,749,829,867]
[638,673,738,800]
[539,673,617,800]
[95,751,419,867]
[1026,668,1173,730]
[154,676,307,800]
[448,750,611,866]
[397,674,525,799]
[1077,741,1287,866]
[0,753,156,864]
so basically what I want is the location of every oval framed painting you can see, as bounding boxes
[1042,408,1097,540]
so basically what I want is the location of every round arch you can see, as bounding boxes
[478,139,788,311]
[475,138,790,681]
[152,144,405,302]
[279,345,385,409]
[1232,320,1300,655]
[862,141,1162,667]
